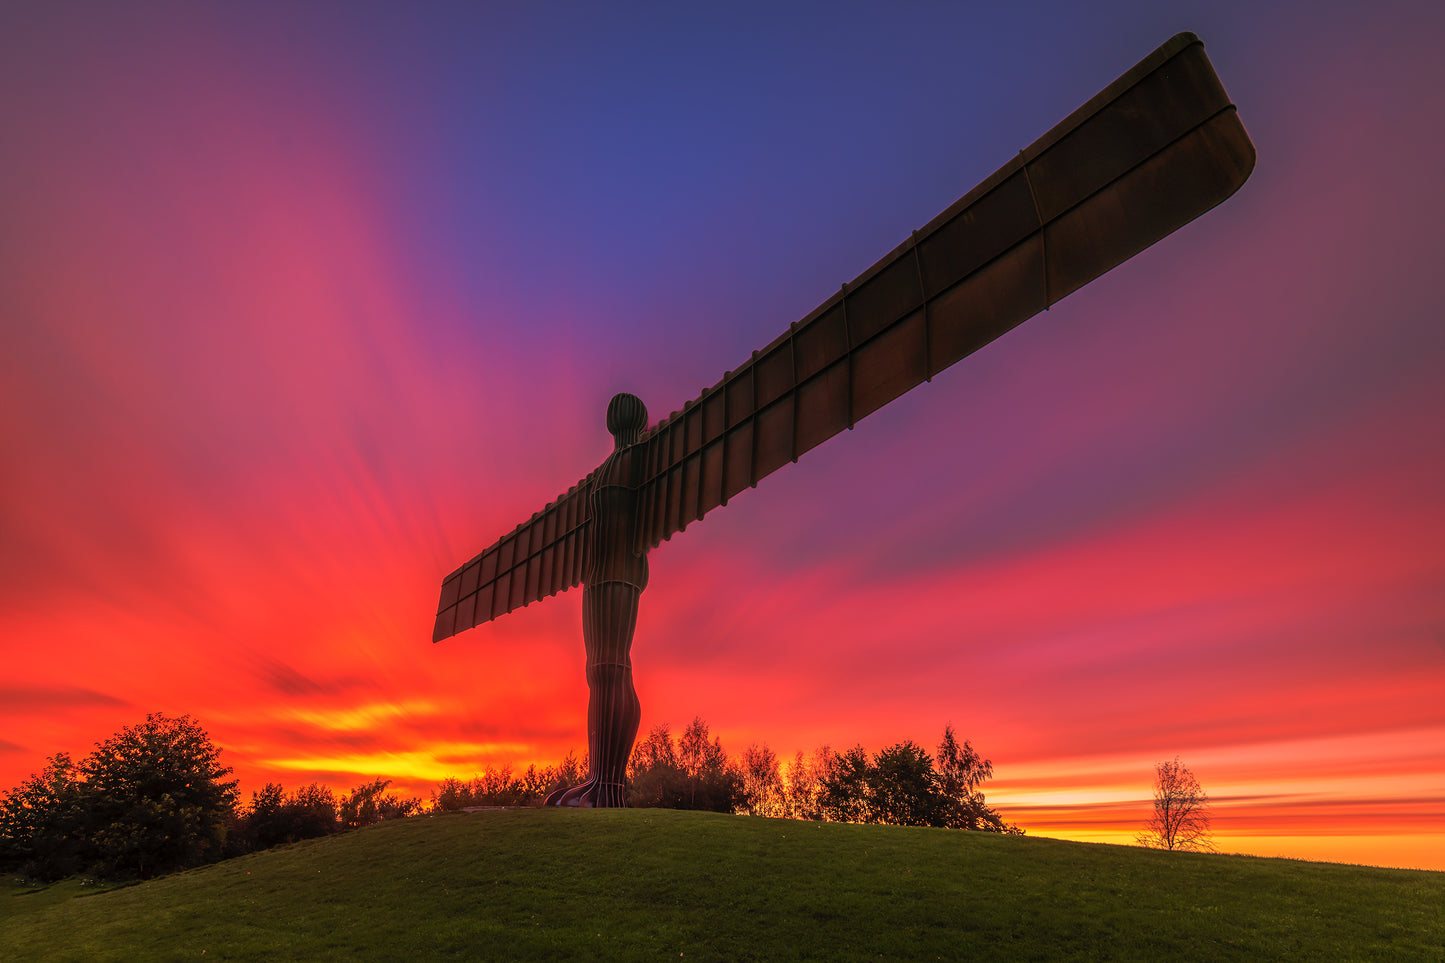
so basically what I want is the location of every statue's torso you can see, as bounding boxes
[583,444,648,590]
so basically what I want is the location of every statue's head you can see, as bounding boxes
[606,392,648,447]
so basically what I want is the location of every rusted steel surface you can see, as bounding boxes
[434,32,1254,643]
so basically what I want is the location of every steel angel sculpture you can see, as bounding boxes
[433,34,1255,807]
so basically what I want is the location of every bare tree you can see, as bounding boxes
[1138,757,1213,852]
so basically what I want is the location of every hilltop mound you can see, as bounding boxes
[4,808,1441,960]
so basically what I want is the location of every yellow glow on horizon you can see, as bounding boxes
[1017,827,1445,872]
[992,788,1144,808]
[263,742,535,783]
[275,699,446,733]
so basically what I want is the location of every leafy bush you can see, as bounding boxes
[0,714,238,880]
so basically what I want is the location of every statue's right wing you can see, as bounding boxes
[432,470,596,642]
[434,33,1255,642]
[630,32,1254,554]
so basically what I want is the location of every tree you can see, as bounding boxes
[783,746,834,821]
[431,749,588,811]
[339,778,392,829]
[935,724,1017,833]
[242,782,290,850]
[628,721,741,812]
[518,764,553,803]
[810,728,1019,832]
[870,741,944,827]
[628,723,688,808]
[680,719,741,813]
[739,743,786,817]
[677,717,710,786]
[374,790,423,821]
[431,776,476,812]
[474,765,528,805]
[1138,757,1212,852]
[283,783,339,841]
[0,753,89,880]
[81,713,239,878]
[547,750,585,800]
[818,745,874,824]
[678,716,733,809]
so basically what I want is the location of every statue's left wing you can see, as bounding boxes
[432,471,596,642]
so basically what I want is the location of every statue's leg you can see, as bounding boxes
[584,581,641,807]
[551,581,641,807]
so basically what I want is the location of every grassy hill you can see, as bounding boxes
[3,808,1441,960]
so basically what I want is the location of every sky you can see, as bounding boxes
[2,0,1442,871]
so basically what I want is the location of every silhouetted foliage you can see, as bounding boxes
[627,723,686,808]
[0,753,89,881]
[819,745,875,824]
[782,746,835,821]
[3,717,437,879]
[285,783,340,840]
[419,718,1017,832]
[431,777,475,812]
[679,717,743,812]
[935,725,1015,832]
[627,719,741,812]
[233,782,290,852]
[340,778,420,830]
[0,714,238,880]
[430,752,586,812]
[551,750,584,796]
[1138,757,1212,852]
[739,743,787,817]
[224,777,421,857]
[871,740,947,826]
[86,714,238,877]
[815,727,1020,832]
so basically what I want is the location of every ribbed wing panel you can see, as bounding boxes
[632,32,1254,553]
[433,473,595,642]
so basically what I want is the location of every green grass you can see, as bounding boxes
[3,809,1441,960]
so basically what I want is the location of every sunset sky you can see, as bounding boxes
[2,1,1442,871]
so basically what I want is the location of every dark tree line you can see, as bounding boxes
[725,724,1019,832]
[228,778,422,856]
[431,718,1020,831]
[3,712,1018,883]
[622,718,1020,832]
[423,719,747,813]
[429,752,584,810]
[0,714,423,881]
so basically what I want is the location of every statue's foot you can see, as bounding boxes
[593,781,627,808]
[545,780,597,807]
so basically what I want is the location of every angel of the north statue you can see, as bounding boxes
[433,33,1254,807]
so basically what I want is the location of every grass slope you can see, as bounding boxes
[3,809,1441,960]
